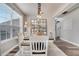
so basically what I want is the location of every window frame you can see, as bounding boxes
[0,3,22,43]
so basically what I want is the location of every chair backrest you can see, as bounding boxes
[30,36,49,56]
[31,41,47,51]
[18,33,24,43]
[18,33,24,50]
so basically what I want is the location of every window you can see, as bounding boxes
[0,3,20,41]
[31,19,47,35]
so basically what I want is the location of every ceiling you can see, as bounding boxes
[15,3,66,17]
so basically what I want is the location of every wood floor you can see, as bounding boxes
[6,41,66,56]
[6,39,79,56]
[54,39,79,56]
[47,42,66,56]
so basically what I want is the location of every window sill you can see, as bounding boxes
[1,36,18,44]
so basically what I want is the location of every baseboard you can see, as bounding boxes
[60,37,79,47]
[1,44,18,56]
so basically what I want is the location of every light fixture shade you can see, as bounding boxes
[37,14,42,19]
[24,24,27,27]
[31,3,47,36]
[25,21,27,25]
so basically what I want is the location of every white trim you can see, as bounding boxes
[52,4,76,18]
[1,44,18,56]
[60,37,79,47]
[19,15,23,33]
[1,36,18,44]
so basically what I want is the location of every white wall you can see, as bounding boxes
[61,7,79,45]
[61,17,72,41]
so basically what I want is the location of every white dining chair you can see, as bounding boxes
[30,36,49,56]
[18,33,24,55]
[18,33,31,56]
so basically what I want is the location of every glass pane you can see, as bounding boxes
[12,12,19,26]
[0,4,12,40]
[12,27,19,37]
[0,25,7,40]
[12,13,20,37]
[6,26,10,39]
[0,4,12,24]
[12,18,19,26]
